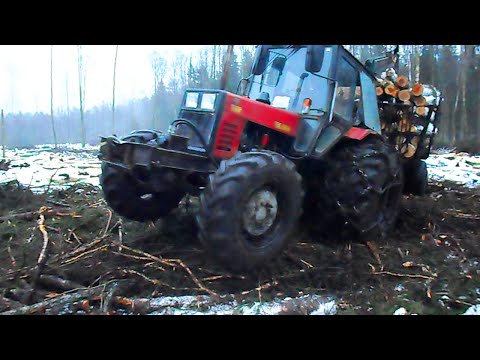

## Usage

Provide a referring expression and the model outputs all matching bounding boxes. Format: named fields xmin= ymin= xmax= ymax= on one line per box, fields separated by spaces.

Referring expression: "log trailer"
xmin=99 ymin=45 xmax=442 ymax=272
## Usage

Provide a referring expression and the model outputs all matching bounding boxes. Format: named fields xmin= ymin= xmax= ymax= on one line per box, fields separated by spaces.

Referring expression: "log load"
xmin=375 ymin=72 xmax=441 ymax=160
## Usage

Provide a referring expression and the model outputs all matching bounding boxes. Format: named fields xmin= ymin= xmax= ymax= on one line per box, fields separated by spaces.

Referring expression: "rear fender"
xmin=344 ymin=127 xmax=378 ymax=141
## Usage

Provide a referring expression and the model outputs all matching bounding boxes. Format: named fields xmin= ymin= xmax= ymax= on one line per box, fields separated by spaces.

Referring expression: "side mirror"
xmin=264 ymin=56 xmax=286 ymax=87
xmin=237 ymin=78 xmax=249 ymax=95
xmin=305 ymin=45 xmax=325 ymax=73
xmin=252 ymin=45 xmax=272 ymax=75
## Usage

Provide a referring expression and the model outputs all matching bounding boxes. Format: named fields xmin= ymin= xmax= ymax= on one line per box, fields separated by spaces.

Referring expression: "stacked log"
xmin=376 ymin=69 xmax=441 ymax=160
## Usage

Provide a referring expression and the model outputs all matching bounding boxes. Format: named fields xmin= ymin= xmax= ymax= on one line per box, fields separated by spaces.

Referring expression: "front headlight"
xmin=185 ymin=92 xmax=199 ymax=108
xmin=200 ymin=93 xmax=216 ymax=110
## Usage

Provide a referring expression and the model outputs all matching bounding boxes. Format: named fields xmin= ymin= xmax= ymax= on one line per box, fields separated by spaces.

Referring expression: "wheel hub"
xmin=243 ymin=188 xmax=278 ymax=236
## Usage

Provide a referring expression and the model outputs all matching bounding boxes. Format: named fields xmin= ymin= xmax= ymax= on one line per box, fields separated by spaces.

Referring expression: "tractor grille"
xmin=176 ymin=110 xmax=215 ymax=150
xmin=215 ymin=119 xmax=240 ymax=152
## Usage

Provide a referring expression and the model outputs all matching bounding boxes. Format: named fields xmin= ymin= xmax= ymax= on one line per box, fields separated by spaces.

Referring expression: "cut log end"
xmin=414 ymin=96 xmax=427 ymax=107
xmin=396 ymin=75 xmax=410 ymax=89
xmin=384 ymin=84 xmax=399 ymax=97
xmin=412 ymin=83 xmax=424 ymax=97
xmin=398 ymin=89 xmax=411 ymax=102
xmin=415 ymin=106 xmax=427 ymax=116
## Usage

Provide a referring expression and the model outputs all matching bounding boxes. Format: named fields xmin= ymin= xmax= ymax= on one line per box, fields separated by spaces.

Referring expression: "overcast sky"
xmin=0 ymin=45 xmax=208 ymax=115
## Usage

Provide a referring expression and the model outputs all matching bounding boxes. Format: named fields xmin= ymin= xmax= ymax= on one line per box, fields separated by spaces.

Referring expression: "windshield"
xmin=248 ymin=46 xmax=334 ymax=114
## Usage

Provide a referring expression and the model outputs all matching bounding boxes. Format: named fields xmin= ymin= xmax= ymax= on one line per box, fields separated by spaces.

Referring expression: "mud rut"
xmin=0 ymin=177 xmax=479 ymax=315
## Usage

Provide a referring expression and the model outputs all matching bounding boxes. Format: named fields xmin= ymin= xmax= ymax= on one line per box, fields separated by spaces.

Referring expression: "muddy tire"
xmin=404 ymin=160 xmax=428 ymax=196
xmin=100 ymin=163 xmax=185 ymax=222
xmin=196 ymin=151 xmax=304 ymax=273
xmin=306 ymin=136 xmax=404 ymax=240
xmin=100 ymin=131 xmax=184 ymax=222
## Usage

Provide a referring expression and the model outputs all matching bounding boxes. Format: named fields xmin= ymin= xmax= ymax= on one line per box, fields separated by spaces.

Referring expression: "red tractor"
xmin=99 ymin=45 xmax=440 ymax=273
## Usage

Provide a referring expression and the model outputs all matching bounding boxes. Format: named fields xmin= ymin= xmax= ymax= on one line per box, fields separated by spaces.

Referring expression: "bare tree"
xmin=220 ymin=45 xmax=234 ymax=90
xmin=50 ymin=45 xmax=58 ymax=148
xmin=77 ymin=45 xmax=86 ymax=147
xmin=112 ymin=45 xmax=119 ymax=135
xmin=1 ymin=109 xmax=5 ymax=159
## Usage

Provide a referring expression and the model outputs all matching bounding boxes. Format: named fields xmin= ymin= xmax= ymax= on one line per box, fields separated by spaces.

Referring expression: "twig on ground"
xmin=45 ymin=167 xmax=65 ymax=194
xmin=38 ymin=275 xmax=84 ymax=291
xmin=61 ymin=244 xmax=110 ymax=266
xmin=103 ymin=208 xmax=113 ymax=237
xmin=118 ymin=218 xmax=123 ymax=252
xmin=46 ymin=199 xmax=71 ymax=208
xmin=121 ymin=269 xmax=161 ymax=286
xmin=241 ymin=280 xmax=278 ymax=296
xmin=366 ymin=241 xmax=383 ymax=268
xmin=110 ymin=242 xmax=217 ymax=296
xmin=26 ymin=208 xmax=52 ymax=303
xmin=7 ymin=236 xmax=16 ymax=269
xmin=0 ymin=295 xmax=23 ymax=312
xmin=371 ymin=271 xmax=436 ymax=281
xmin=284 ymin=250 xmax=314 ymax=269
xmin=0 ymin=285 xmax=105 ymax=315
xmin=100 ymin=281 xmax=118 ymax=313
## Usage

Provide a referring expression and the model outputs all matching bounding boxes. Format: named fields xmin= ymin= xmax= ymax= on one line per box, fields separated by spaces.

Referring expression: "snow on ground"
xmin=1 ymin=144 xmax=479 ymax=315
xmin=146 ymin=294 xmax=337 ymax=315
xmin=0 ymin=144 xmax=101 ymax=192
xmin=462 ymin=304 xmax=480 ymax=315
xmin=426 ymin=151 xmax=480 ymax=188
xmin=1 ymin=144 xmax=480 ymax=193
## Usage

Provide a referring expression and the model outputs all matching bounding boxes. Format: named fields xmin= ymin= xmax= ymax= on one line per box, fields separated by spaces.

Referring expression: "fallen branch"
xmin=45 ymin=166 xmax=65 ymax=194
xmin=0 ymin=286 xmax=104 ymax=315
xmin=366 ymin=241 xmax=383 ymax=268
xmin=100 ymin=282 xmax=119 ymax=313
xmin=0 ymin=209 xmax=55 ymax=223
xmin=103 ymin=208 xmax=113 ymax=236
xmin=111 ymin=294 xmax=229 ymax=315
xmin=61 ymin=244 xmax=110 ymax=266
xmin=46 ymin=200 xmax=71 ymax=208
xmin=7 ymin=236 xmax=16 ymax=268
xmin=371 ymin=271 xmax=436 ymax=280
xmin=0 ymin=295 xmax=23 ymax=312
xmin=26 ymin=209 xmax=52 ymax=303
xmin=241 ymin=280 xmax=278 ymax=296
xmin=111 ymin=242 xmax=217 ymax=297
xmin=38 ymin=275 xmax=84 ymax=292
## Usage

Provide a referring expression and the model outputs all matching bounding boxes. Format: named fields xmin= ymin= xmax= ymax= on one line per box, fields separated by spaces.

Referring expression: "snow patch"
xmin=462 ymin=305 xmax=480 ymax=315
xmin=393 ymin=307 xmax=408 ymax=315
xmin=148 ymin=294 xmax=336 ymax=315
xmin=426 ymin=152 xmax=480 ymax=188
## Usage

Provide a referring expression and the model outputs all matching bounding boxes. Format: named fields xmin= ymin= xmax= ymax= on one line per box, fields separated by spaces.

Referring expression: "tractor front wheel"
xmin=100 ymin=163 xmax=185 ymax=222
xmin=196 ymin=151 xmax=304 ymax=273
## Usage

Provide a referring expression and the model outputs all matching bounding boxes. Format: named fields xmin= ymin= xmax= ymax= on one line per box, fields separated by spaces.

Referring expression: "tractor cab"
xmin=242 ymin=45 xmax=382 ymax=157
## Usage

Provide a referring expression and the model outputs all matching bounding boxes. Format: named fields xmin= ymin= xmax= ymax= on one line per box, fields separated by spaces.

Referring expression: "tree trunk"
xmin=1 ymin=109 xmax=5 ymax=159
xmin=112 ymin=45 xmax=119 ymax=135
xmin=50 ymin=45 xmax=58 ymax=148
xmin=77 ymin=45 xmax=86 ymax=148
xmin=220 ymin=45 xmax=234 ymax=91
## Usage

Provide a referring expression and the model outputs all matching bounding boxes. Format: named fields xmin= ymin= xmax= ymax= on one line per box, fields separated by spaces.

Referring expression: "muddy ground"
xmin=0 ymin=175 xmax=479 ymax=315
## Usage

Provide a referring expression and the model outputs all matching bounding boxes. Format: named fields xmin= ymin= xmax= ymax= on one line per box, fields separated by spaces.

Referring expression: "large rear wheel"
xmin=403 ymin=160 xmax=428 ymax=196
xmin=306 ymin=136 xmax=404 ymax=240
xmin=196 ymin=151 xmax=304 ymax=273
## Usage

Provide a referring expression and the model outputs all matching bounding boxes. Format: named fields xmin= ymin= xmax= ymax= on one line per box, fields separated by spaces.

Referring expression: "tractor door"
xmin=306 ymin=47 xmax=381 ymax=158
